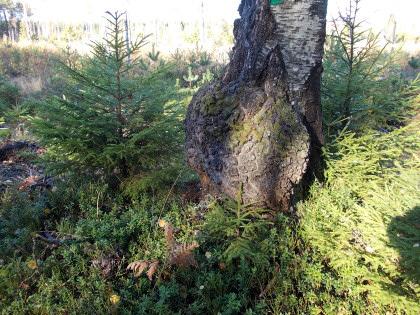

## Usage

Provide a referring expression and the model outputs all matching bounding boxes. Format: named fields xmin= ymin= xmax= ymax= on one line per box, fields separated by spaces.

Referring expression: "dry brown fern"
xmin=126 ymin=260 xmax=159 ymax=280
xmin=164 ymin=221 xmax=175 ymax=248
xmin=169 ymin=242 xmax=199 ymax=268
xmin=160 ymin=221 xmax=199 ymax=268
xmin=146 ymin=261 xmax=159 ymax=280
xmin=127 ymin=220 xmax=199 ymax=281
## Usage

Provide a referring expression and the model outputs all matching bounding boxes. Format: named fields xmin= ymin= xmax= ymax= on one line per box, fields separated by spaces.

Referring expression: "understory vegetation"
xmin=1 ymin=5 xmax=419 ymax=315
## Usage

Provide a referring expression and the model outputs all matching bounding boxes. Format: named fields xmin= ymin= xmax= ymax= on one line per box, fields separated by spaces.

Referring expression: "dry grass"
xmin=10 ymin=76 xmax=43 ymax=95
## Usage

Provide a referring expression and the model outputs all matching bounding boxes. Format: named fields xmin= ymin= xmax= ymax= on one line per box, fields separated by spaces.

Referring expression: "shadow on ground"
xmin=387 ymin=206 xmax=420 ymax=289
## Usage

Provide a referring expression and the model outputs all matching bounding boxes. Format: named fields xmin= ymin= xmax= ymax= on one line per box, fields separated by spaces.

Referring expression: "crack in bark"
xmin=185 ymin=0 xmax=328 ymax=210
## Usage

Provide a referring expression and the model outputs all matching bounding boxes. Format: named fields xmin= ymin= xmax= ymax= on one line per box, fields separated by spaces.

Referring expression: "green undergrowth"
xmin=297 ymin=117 xmax=420 ymax=313
xmin=0 ymin=11 xmax=419 ymax=313
xmin=1 ymin=114 xmax=419 ymax=314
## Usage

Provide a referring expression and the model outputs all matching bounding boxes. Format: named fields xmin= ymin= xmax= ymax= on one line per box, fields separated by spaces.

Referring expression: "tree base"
xmin=185 ymin=0 xmax=327 ymax=211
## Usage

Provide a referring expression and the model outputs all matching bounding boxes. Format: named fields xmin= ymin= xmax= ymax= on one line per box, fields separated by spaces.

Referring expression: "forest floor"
xmin=0 ymin=138 xmax=46 ymax=193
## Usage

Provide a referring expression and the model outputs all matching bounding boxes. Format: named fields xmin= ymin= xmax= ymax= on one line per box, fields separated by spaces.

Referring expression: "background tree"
xmin=185 ymin=0 xmax=328 ymax=210
xmin=33 ymin=12 xmax=184 ymax=192
xmin=0 ymin=0 xmax=23 ymax=41
xmin=322 ymin=0 xmax=409 ymax=134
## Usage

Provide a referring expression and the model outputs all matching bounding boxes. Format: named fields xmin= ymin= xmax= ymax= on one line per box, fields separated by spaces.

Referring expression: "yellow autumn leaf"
xmin=109 ymin=294 xmax=120 ymax=305
xmin=27 ymin=260 xmax=37 ymax=270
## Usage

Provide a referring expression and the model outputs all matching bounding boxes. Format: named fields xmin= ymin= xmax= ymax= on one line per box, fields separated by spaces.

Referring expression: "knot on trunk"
xmin=185 ymin=0 xmax=327 ymax=210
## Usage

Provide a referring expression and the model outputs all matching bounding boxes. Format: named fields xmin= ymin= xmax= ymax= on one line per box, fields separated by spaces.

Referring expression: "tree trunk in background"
xmin=1 ymin=9 xmax=9 ymax=39
xmin=185 ymin=0 xmax=328 ymax=211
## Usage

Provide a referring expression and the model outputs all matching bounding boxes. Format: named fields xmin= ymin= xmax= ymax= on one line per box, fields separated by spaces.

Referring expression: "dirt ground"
xmin=0 ymin=140 xmax=46 ymax=193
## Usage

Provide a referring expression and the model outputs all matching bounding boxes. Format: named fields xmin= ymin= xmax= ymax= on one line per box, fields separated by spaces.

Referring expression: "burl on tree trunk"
xmin=185 ymin=0 xmax=328 ymax=210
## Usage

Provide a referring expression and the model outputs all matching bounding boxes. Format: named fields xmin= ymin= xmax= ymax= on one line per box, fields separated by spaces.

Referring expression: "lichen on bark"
xmin=185 ymin=0 xmax=328 ymax=210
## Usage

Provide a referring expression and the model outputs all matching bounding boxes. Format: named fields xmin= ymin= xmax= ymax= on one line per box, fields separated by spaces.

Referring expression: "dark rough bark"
xmin=185 ymin=0 xmax=328 ymax=210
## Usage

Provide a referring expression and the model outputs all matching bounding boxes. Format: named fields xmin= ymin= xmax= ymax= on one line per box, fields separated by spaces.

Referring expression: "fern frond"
xmin=169 ymin=241 xmax=199 ymax=268
xmin=146 ymin=261 xmax=159 ymax=280
xmin=164 ymin=222 xmax=175 ymax=249
xmin=159 ymin=221 xmax=199 ymax=268
xmin=127 ymin=260 xmax=159 ymax=280
xmin=223 ymin=238 xmax=255 ymax=263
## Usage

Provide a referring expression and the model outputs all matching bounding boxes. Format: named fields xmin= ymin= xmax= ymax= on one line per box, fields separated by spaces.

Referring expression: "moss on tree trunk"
xmin=185 ymin=0 xmax=328 ymax=210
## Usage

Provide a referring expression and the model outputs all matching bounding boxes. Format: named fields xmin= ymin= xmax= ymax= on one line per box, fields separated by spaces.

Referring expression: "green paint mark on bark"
xmin=270 ymin=0 xmax=284 ymax=5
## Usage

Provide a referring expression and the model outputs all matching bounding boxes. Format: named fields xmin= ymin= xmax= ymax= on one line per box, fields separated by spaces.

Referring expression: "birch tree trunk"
xmin=1 ymin=9 xmax=9 ymax=39
xmin=185 ymin=0 xmax=328 ymax=210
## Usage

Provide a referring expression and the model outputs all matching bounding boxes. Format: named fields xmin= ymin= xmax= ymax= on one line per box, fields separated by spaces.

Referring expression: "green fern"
xmin=203 ymin=190 xmax=273 ymax=264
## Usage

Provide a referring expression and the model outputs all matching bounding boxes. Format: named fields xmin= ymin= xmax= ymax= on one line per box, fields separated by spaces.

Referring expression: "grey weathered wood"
xmin=185 ymin=0 xmax=328 ymax=210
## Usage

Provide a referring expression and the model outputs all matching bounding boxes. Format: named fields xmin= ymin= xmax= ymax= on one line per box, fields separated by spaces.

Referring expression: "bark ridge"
xmin=185 ymin=0 xmax=328 ymax=210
